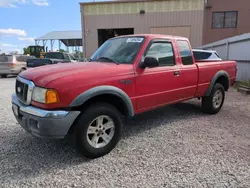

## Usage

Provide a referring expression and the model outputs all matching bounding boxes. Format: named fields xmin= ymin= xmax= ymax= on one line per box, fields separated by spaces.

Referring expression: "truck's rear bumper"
xmin=0 ymin=70 xmax=12 ymax=75
xmin=11 ymin=94 xmax=80 ymax=139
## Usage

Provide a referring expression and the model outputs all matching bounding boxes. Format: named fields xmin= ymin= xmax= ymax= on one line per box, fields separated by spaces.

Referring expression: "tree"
xmin=23 ymin=47 xmax=30 ymax=55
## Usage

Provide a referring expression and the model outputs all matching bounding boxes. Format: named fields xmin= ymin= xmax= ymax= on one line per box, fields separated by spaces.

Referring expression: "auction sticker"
xmin=126 ymin=38 xmax=144 ymax=43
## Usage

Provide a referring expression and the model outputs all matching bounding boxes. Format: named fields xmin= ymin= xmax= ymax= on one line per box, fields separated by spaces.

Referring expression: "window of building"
xmin=177 ymin=40 xmax=193 ymax=65
xmin=212 ymin=11 xmax=238 ymax=29
xmin=144 ymin=41 xmax=175 ymax=66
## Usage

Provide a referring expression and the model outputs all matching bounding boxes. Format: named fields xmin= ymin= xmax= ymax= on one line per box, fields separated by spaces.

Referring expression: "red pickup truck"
xmin=12 ymin=34 xmax=237 ymax=158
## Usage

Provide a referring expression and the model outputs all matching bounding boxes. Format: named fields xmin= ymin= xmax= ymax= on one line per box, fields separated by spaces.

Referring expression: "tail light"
xmin=8 ymin=63 xmax=15 ymax=67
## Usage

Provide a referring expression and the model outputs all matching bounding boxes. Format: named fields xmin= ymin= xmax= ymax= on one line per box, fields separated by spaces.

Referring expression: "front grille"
xmin=15 ymin=77 xmax=35 ymax=105
xmin=16 ymin=79 xmax=28 ymax=102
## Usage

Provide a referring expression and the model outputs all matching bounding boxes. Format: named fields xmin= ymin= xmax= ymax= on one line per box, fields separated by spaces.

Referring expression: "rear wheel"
xmin=202 ymin=83 xmax=225 ymax=114
xmin=72 ymin=103 xmax=123 ymax=159
xmin=20 ymin=68 xmax=26 ymax=73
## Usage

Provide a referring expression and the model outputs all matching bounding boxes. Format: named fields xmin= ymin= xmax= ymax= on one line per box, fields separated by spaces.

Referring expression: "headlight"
xmin=32 ymin=87 xmax=59 ymax=104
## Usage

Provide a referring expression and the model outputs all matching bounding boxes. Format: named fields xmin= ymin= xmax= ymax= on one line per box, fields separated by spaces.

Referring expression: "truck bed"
xmin=195 ymin=60 xmax=237 ymax=96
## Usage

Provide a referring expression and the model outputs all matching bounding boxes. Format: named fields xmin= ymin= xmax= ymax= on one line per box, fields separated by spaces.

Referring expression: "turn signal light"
xmin=45 ymin=90 xmax=59 ymax=104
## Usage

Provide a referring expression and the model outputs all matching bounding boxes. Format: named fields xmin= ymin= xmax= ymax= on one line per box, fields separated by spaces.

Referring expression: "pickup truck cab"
xmin=11 ymin=34 xmax=237 ymax=159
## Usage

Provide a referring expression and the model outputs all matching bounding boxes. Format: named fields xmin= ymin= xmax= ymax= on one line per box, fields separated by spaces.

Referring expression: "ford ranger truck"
xmin=11 ymin=34 xmax=237 ymax=159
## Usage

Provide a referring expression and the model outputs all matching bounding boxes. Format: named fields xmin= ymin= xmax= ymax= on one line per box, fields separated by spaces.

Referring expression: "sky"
xmin=0 ymin=0 xmax=94 ymax=53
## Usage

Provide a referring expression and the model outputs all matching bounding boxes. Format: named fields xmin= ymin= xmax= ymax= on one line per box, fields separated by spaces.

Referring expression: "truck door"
xmin=176 ymin=40 xmax=198 ymax=99
xmin=135 ymin=39 xmax=182 ymax=111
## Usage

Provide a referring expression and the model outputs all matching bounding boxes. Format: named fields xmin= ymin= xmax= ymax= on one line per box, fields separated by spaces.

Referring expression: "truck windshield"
xmin=90 ymin=36 xmax=145 ymax=64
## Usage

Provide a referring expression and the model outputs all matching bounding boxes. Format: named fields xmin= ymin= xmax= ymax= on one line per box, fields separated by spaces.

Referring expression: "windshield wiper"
xmin=96 ymin=56 xmax=119 ymax=65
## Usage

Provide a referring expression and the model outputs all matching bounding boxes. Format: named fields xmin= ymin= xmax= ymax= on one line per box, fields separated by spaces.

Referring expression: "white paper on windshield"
xmin=126 ymin=38 xmax=144 ymax=43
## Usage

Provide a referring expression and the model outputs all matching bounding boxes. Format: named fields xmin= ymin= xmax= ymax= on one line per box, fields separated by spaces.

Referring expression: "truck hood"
xmin=19 ymin=62 xmax=134 ymax=87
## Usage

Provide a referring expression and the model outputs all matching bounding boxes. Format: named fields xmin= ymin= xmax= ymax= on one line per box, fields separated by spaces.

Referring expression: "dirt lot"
xmin=0 ymin=77 xmax=250 ymax=188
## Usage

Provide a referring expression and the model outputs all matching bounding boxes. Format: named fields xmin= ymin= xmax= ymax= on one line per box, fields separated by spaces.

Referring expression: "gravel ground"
xmin=0 ymin=77 xmax=250 ymax=188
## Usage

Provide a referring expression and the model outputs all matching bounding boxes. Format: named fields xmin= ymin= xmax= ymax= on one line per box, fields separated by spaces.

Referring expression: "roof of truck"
xmin=113 ymin=34 xmax=188 ymax=40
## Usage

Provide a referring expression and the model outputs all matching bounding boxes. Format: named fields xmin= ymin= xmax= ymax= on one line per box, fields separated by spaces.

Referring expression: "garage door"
xmin=150 ymin=26 xmax=191 ymax=39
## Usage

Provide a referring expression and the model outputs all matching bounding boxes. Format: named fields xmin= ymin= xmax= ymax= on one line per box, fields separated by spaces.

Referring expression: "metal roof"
xmin=199 ymin=32 xmax=250 ymax=49
xmin=35 ymin=30 xmax=82 ymax=47
xmin=35 ymin=30 xmax=82 ymax=40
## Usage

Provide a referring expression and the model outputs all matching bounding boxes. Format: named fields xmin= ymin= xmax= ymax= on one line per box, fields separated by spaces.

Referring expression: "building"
xmin=203 ymin=0 xmax=250 ymax=44
xmin=80 ymin=0 xmax=205 ymax=57
xmin=80 ymin=0 xmax=250 ymax=57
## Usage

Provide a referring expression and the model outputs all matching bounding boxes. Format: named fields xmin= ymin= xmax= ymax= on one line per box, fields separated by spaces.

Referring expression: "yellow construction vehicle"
xmin=27 ymin=45 xmax=47 ymax=58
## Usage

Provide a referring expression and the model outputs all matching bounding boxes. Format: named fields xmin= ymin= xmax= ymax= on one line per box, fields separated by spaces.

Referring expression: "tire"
xmin=72 ymin=103 xmax=123 ymax=159
xmin=202 ymin=83 xmax=225 ymax=114
xmin=20 ymin=68 xmax=26 ymax=73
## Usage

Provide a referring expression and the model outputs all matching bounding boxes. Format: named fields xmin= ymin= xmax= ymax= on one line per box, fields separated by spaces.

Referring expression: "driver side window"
xmin=143 ymin=41 xmax=175 ymax=67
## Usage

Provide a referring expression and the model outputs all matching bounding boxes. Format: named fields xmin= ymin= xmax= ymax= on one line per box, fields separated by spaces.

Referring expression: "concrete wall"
xmin=81 ymin=0 xmax=205 ymax=57
xmin=203 ymin=0 xmax=250 ymax=44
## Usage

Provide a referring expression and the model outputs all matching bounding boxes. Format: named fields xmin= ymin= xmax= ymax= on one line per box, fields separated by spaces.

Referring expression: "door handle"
xmin=174 ymin=71 xmax=180 ymax=76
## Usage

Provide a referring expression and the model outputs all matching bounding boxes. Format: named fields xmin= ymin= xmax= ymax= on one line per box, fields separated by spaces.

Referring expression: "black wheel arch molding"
xmin=70 ymin=85 xmax=134 ymax=117
xmin=205 ymin=70 xmax=230 ymax=96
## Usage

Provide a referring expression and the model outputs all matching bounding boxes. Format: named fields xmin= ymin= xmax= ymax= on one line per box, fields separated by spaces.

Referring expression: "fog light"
xmin=46 ymin=113 xmax=59 ymax=118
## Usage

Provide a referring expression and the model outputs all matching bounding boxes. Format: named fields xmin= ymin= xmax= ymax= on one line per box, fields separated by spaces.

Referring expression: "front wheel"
xmin=20 ymin=68 xmax=26 ymax=73
xmin=72 ymin=103 xmax=123 ymax=159
xmin=1 ymin=74 xmax=7 ymax=78
xmin=202 ymin=83 xmax=225 ymax=114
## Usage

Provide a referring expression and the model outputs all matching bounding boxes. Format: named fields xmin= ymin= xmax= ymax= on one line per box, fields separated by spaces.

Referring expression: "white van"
xmin=0 ymin=54 xmax=35 ymax=78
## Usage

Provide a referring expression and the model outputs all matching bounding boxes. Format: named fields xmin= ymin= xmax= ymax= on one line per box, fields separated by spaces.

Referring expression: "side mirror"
xmin=139 ymin=56 xmax=159 ymax=68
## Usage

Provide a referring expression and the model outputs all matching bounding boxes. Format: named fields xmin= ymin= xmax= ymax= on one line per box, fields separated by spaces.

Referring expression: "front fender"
xmin=70 ymin=86 xmax=134 ymax=117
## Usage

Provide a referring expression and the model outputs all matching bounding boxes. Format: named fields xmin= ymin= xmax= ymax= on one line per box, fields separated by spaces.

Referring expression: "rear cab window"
xmin=44 ymin=53 xmax=64 ymax=59
xmin=177 ymin=40 xmax=194 ymax=65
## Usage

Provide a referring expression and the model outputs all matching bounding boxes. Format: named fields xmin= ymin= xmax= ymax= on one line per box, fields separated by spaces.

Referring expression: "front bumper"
xmin=11 ymin=94 xmax=80 ymax=139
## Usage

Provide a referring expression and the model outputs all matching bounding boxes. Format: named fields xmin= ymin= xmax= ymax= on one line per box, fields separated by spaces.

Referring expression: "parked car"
xmin=26 ymin=52 xmax=77 ymax=68
xmin=11 ymin=34 xmax=237 ymax=159
xmin=192 ymin=49 xmax=222 ymax=61
xmin=0 ymin=54 xmax=35 ymax=78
